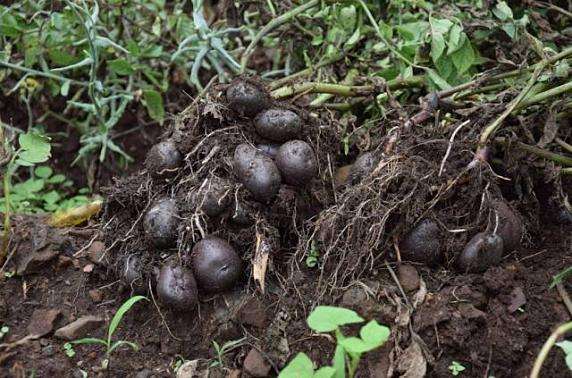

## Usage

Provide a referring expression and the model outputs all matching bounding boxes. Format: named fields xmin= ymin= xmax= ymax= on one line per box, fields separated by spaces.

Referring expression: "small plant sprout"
xmin=63 ymin=295 xmax=148 ymax=368
xmin=0 ymin=326 xmax=9 ymax=340
xmin=449 ymin=361 xmax=466 ymax=376
xmin=210 ymin=337 xmax=247 ymax=368
xmin=280 ymin=306 xmax=390 ymax=378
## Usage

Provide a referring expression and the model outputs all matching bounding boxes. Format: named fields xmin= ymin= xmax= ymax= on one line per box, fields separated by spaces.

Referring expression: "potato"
xmin=234 ymin=144 xmax=281 ymax=203
xmin=275 ymin=140 xmax=317 ymax=186
xmin=198 ymin=177 xmax=232 ymax=217
xmin=457 ymin=232 xmax=504 ymax=273
xmin=226 ymin=81 xmax=267 ymax=117
xmin=350 ymin=152 xmax=377 ymax=184
xmin=254 ymin=109 xmax=301 ymax=142
xmin=399 ymin=219 xmax=442 ymax=265
xmin=156 ymin=263 xmax=198 ymax=311
xmin=256 ymin=143 xmax=280 ymax=159
xmin=191 ymin=236 xmax=242 ymax=293
xmin=143 ymin=199 xmax=179 ymax=248
xmin=492 ymin=200 xmax=522 ymax=252
xmin=145 ymin=139 xmax=182 ymax=179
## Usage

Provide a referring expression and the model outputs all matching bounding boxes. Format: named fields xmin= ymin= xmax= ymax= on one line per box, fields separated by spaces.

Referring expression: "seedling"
xmin=210 ymin=337 xmax=246 ymax=368
xmin=63 ymin=295 xmax=148 ymax=368
xmin=449 ymin=361 xmax=466 ymax=376
xmin=280 ymin=306 xmax=390 ymax=378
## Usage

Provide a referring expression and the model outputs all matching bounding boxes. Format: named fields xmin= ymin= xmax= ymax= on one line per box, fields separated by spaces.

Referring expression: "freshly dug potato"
xmin=457 ymin=232 xmax=504 ymax=273
xmin=143 ymin=199 xmax=179 ymax=248
xmin=399 ymin=219 xmax=442 ymax=265
xmin=256 ymin=143 xmax=280 ymax=159
xmin=234 ymin=144 xmax=281 ymax=203
xmin=156 ymin=264 xmax=198 ymax=310
xmin=275 ymin=140 xmax=317 ymax=186
xmin=191 ymin=236 xmax=242 ymax=292
xmin=145 ymin=139 xmax=182 ymax=179
xmin=226 ymin=81 xmax=267 ymax=117
xmin=123 ymin=255 xmax=143 ymax=287
xmin=350 ymin=152 xmax=377 ymax=184
xmin=492 ymin=200 xmax=522 ymax=252
xmin=198 ymin=178 xmax=232 ymax=217
xmin=254 ymin=109 xmax=302 ymax=142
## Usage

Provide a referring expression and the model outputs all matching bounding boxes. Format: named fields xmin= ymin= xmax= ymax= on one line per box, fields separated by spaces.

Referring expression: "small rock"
xmin=88 ymin=289 xmax=103 ymax=303
xmin=54 ymin=316 xmax=105 ymax=340
xmin=341 ymin=286 xmax=368 ymax=309
xmin=237 ymin=298 xmax=267 ymax=328
xmin=176 ymin=360 xmax=200 ymax=378
xmin=507 ymin=287 xmax=526 ymax=313
xmin=16 ymin=247 xmax=59 ymax=275
xmin=41 ymin=344 xmax=55 ymax=357
xmin=398 ymin=264 xmax=420 ymax=292
xmin=87 ymin=241 xmax=106 ymax=265
xmin=27 ymin=309 xmax=62 ymax=337
xmin=227 ymin=370 xmax=241 ymax=378
xmin=243 ymin=348 xmax=271 ymax=377
xmin=135 ymin=369 xmax=155 ymax=378
xmin=83 ymin=264 xmax=94 ymax=273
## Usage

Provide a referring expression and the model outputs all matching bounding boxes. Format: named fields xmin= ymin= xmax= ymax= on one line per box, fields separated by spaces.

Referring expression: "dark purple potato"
xmin=156 ymin=264 xmax=198 ymax=311
xmin=123 ymin=255 xmax=146 ymax=293
xmin=254 ymin=109 xmax=302 ymax=142
xmin=145 ymin=139 xmax=182 ymax=179
xmin=400 ymin=219 xmax=442 ymax=265
xmin=234 ymin=144 xmax=281 ymax=203
xmin=143 ymin=199 xmax=179 ymax=248
xmin=457 ymin=232 xmax=504 ymax=273
xmin=226 ymin=81 xmax=267 ymax=117
xmin=198 ymin=178 xmax=232 ymax=217
xmin=350 ymin=152 xmax=377 ymax=184
xmin=191 ymin=236 xmax=242 ymax=293
xmin=275 ymin=140 xmax=317 ymax=186
xmin=492 ymin=201 xmax=522 ymax=252
xmin=256 ymin=143 xmax=280 ymax=159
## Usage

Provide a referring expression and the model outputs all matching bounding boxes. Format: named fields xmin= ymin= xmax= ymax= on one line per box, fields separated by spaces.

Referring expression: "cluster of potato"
xmin=120 ymin=80 xmax=318 ymax=310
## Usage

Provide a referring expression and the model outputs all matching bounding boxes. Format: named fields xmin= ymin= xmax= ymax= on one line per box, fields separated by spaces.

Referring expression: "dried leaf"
xmin=537 ymin=111 xmax=558 ymax=148
xmin=49 ymin=200 xmax=102 ymax=227
xmin=253 ymin=234 xmax=271 ymax=293
xmin=396 ymin=341 xmax=427 ymax=378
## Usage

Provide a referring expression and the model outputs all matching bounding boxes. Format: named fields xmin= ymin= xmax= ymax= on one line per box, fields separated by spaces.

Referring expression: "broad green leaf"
xmin=395 ymin=22 xmax=428 ymax=41
xmin=142 ymin=90 xmax=165 ymax=124
xmin=493 ymin=1 xmax=513 ymax=21
xmin=451 ymin=38 xmax=475 ymax=75
xmin=429 ymin=18 xmax=452 ymax=34
xmin=431 ymin=32 xmax=445 ymax=63
xmin=108 ymin=59 xmax=134 ymax=76
xmin=313 ymin=367 xmax=336 ymax=378
xmin=35 ymin=166 xmax=53 ymax=179
xmin=340 ymin=337 xmax=371 ymax=354
xmin=332 ymin=344 xmax=345 ymax=378
xmin=360 ymin=320 xmax=390 ymax=348
xmin=426 ymin=68 xmax=451 ymax=90
xmin=447 ymin=25 xmax=463 ymax=55
xmin=279 ymin=353 xmax=314 ymax=378
xmin=43 ymin=191 xmax=60 ymax=205
xmin=48 ymin=174 xmax=67 ymax=184
xmin=108 ymin=295 xmax=148 ymax=344
xmin=19 ymin=133 xmax=51 ymax=164
xmin=307 ymin=306 xmax=364 ymax=332
xmin=501 ymin=23 xmax=516 ymax=39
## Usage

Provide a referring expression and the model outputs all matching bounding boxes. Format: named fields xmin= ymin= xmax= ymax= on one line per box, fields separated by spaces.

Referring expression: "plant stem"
xmin=271 ymin=75 xmax=424 ymax=99
xmin=495 ymin=138 xmax=572 ymax=166
xmin=515 ymin=81 xmax=572 ymax=111
xmin=240 ymin=0 xmax=320 ymax=73
xmin=0 ymin=61 xmax=87 ymax=87
xmin=268 ymin=53 xmax=347 ymax=90
xmin=561 ymin=168 xmax=572 ymax=175
xmin=530 ymin=321 xmax=572 ymax=378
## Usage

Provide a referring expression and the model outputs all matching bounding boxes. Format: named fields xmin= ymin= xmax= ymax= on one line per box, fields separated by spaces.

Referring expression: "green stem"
xmin=271 ymin=75 xmax=424 ymax=99
xmin=530 ymin=321 xmax=572 ymax=378
xmin=0 ymin=61 xmax=87 ymax=87
xmin=240 ymin=0 xmax=320 ymax=73
xmin=515 ymin=81 xmax=572 ymax=111
xmin=495 ymin=138 xmax=572 ymax=166
xmin=561 ymin=168 xmax=572 ymax=175
xmin=268 ymin=53 xmax=347 ymax=90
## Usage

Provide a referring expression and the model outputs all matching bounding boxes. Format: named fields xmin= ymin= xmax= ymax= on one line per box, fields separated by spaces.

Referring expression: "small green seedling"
xmin=280 ymin=306 xmax=390 ymax=378
xmin=306 ymin=241 xmax=319 ymax=268
xmin=63 ymin=295 xmax=148 ymax=368
xmin=449 ymin=361 xmax=466 ymax=376
xmin=550 ymin=266 xmax=572 ymax=289
xmin=556 ymin=340 xmax=572 ymax=371
xmin=0 ymin=326 xmax=9 ymax=340
xmin=210 ymin=337 xmax=246 ymax=368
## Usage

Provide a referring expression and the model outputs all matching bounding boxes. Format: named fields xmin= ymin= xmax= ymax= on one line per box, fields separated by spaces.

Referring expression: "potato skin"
xmin=156 ymin=264 xmax=198 ymax=311
xmin=198 ymin=177 xmax=232 ymax=217
xmin=234 ymin=144 xmax=281 ymax=203
xmin=399 ymin=219 xmax=442 ymax=265
xmin=350 ymin=152 xmax=377 ymax=184
xmin=254 ymin=109 xmax=301 ymax=142
xmin=143 ymin=199 xmax=179 ymax=248
xmin=145 ymin=139 xmax=182 ymax=179
xmin=226 ymin=81 xmax=267 ymax=117
xmin=492 ymin=200 xmax=522 ymax=252
xmin=275 ymin=140 xmax=317 ymax=186
xmin=256 ymin=143 xmax=280 ymax=159
xmin=191 ymin=236 xmax=242 ymax=293
xmin=457 ymin=232 xmax=504 ymax=273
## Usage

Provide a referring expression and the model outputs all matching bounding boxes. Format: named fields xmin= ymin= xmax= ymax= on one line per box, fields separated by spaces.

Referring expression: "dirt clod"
xmin=27 ymin=309 xmax=62 ymax=337
xmin=237 ymin=297 xmax=267 ymax=328
xmin=398 ymin=264 xmax=420 ymax=292
xmin=243 ymin=348 xmax=272 ymax=377
xmin=54 ymin=316 xmax=105 ymax=340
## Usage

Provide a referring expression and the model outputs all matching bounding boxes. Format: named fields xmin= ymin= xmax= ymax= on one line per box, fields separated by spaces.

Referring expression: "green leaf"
xmin=61 ymin=80 xmax=71 ymax=97
xmin=35 ymin=166 xmax=53 ymax=179
xmin=550 ymin=266 xmax=572 ymax=288
xmin=48 ymin=174 xmax=67 ymax=184
xmin=451 ymin=37 xmax=475 ymax=75
xmin=447 ymin=25 xmax=463 ymax=55
xmin=307 ymin=306 xmax=364 ymax=332
xmin=313 ymin=367 xmax=336 ymax=378
xmin=360 ymin=320 xmax=390 ymax=349
xmin=431 ymin=32 xmax=445 ymax=63
xmin=108 ymin=59 xmax=134 ymax=76
xmin=339 ymin=337 xmax=370 ymax=354
xmin=332 ymin=344 xmax=345 ymax=378
xmin=70 ymin=338 xmax=108 ymax=346
xmin=426 ymin=68 xmax=451 ymax=90
xmin=493 ymin=1 xmax=513 ymax=21
xmin=42 ymin=191 xmax=60 ymax=205
xmin=18 ymin=133 xmax=51 ymax=164
xmin=108 ymin=340 xmax=139 ymax=355
xmin=429 ymin=18 xmax=453 ymax=34
xmin=107 ymin=296 xmax=147 ymax=344
xmin=142 ymin=90 xmax=165 ymax=124
xmin=279 ymin=353 xmax=314 ymax=378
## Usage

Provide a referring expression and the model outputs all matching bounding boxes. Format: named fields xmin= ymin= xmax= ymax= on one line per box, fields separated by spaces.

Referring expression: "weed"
xmin=279 ymin=306 xmax=390 ymax=378
xmin=550 ymin=266 xmax=572 ymax=288
xmin=210 ymin=337 xmax=246 ymax=368
xmin=63 ymin=295 xmax=148 ymax=369
xmin=449 ymin=361 xmax=466 ymax=376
